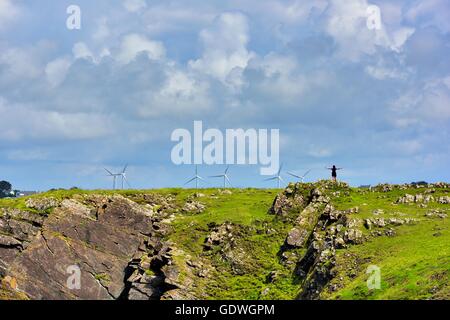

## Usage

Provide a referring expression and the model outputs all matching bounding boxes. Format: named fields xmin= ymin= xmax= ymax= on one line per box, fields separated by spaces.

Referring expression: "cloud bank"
xmin=0 ymin=0 xmax=449 ymax=189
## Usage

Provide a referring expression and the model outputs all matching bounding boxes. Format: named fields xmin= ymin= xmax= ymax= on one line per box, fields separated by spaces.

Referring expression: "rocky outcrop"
xmin=124 ymin=241 xmax=196 ymax=300
xmin=364 ymin=217 xmax=419 ymax=229
xmin=269 ymin=184 xmax=307 ymax=217
xmin=128 ymin=193 xmax=178 ymax=214
xmin=1 ymin=182 xmax=446 ymax=301
xmin=286 ymin=203 xmax=322 ymax=247
xmin=0 ymin=208 xmax=45 ymax=275
xmin=396 ymin=193 xmax=434 ymax=204
xmin=0 ymin=194 xmax=189 ymax=300
xmin=203 ymin=222 xmax=251 ymax=276
xmin=272 ymin=181 xmax=426 ymax=300
xmin=182 ymin=201 xmax=206 ymax=214
xmin=25 ymin=197 xmax=60 ymax=211
xmin=437 ymin=196 xmax=450 ymax=204
xmin=204 ymin=223 xmax=235 ymax=250
xmin=425 ymin=210 xmax=448 ymax=219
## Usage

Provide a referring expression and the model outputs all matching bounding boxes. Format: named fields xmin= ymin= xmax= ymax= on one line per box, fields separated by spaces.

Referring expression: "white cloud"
xmin=0 ymin=97 xmax=113 ymax=141
xmin=278 ymin=0 xmax=327 ymax=22
xmin=189 ymin=12 xmax=254 ymax=87
xmin=249 ymin=68 xmax=305 ymax=103
xmin=1 ymin=0 xmax=449 ymax=188
xmin=308 ymin=147 xmax=332 ymax=158
xmin=45 ymin=57 xmax=72 ymax=87
xmin=73 ymin=42 xmax=95 ymax=60
xmin=0 ymin=43 xmax=49 ymax=80
xmin=325 ymin=0 xmax=414 ymax=61
xmin=252 ymin=53 xmax=299 ymax=77
xmin=396 ymin=139 xmax=423 ymax=155
xmin=0 ymin=0 xmax=20 ymax=29
xmin=137 ymin=69 xmax=212 ymax=118
xmin=92 ymin=17 xmax=110 ymax=41
xmin=405 ymin=0 xmax=450 ymax=33
xmin=123 ymin=0 xmax=147 ymax=13
xmin=365 ymin=60 xmax=409 ymax=80
xmin=389 ymin=27 xmax=415 ymax=51
xmin=142 ymin=5 xmax=214 ymax=35
xmin=72 ymin=42 xmax=110 ymax=64
xmin=116 ymin=33 xmax=165 ymax=64
xmin=7 ymin=149 xmax=50 ymax=161
xmin=160 ymin=70 xmax=197 ymax=98
xmin=245 ymin=53 xmax=332 ymax=106
xmin=390 ymin=76 xmax=450 ymax=127
xmin=228 ymin=0 xmax=327 ymax=25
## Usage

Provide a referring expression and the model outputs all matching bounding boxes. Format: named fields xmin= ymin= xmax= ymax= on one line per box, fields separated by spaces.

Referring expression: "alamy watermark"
xmin=366 ymin=265 xmax=381 ymax=290
xmin=66 ymin=5 xmax=81 ymax=30
xmin=366 ymin=4 xmax=382 ymax=30
xmin=171 ymin=121 xmax=279 ymax=175
xmin=66 ymin=265 xmax=81 ymax=290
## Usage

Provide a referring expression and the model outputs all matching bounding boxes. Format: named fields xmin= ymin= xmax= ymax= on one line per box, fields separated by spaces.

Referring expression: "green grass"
xmin=325 ymin=186 xmax=450 ymax=300
xmin=166 ymin=188 xmax=302 ymax=299
xmin=1 ymin=184 xmax=449 ymax=300
xmin=326 ymin=219 xmax=450 ymax=300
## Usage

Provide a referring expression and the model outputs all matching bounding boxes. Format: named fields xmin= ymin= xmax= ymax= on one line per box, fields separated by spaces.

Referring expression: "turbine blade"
xmin=184 ymin=177 xmax=196 ymax=185
xmin=225 ymin=175 xmax=232 ymax=188
xmin=225 ymin=166 xmax=229 ymax=174
xmin=104 ymin=168 xmax=114 ymax=176
xmin=209 ymin=175 xmax=224 ymax=178
xmin=278 ymin=163 xmax=283 ymax=175
xmin=264 ymin=177 xmax=278 ymax=181
xmin=302 ymin=169 xmax=312 ymax=178
xmin=288 ymin=172 xmax=301 ymax=179
xmin=123 ymin=176 xmax=132 ymax=188
xmin=122 ymin=164 xmax=128 ymax=173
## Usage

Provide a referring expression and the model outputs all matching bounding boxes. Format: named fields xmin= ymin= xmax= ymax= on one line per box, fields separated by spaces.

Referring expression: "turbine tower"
xmin=264 ymin=164 xmax=285 ymax=188
xmin=287 ymin=169 xmax=311 ymax=182
xmin=210 ymin=166 xmax=232 ymax=188
xmin=119 ymin=164 xmax=131 ymax=189
xmin=184 ymin=165 xmax=206 ymax=189
xmin=104 ymin=164 xmax=131 ymax=190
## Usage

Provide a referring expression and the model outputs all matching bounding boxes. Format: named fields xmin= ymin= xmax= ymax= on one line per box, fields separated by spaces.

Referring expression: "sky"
xmin=0 ymin=0 xmax=449 ymax=190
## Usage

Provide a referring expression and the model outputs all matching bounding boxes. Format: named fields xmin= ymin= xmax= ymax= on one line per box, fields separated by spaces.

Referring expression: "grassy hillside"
xmin=325 ymin=186 xmax=450 ymax=299
xmin=0 ymin=183 xmax=449 ymax=300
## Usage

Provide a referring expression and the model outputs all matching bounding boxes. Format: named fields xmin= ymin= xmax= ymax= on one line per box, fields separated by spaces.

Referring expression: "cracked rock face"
xmin=25 ymin=197 xmax=59 ymax=211
xmin=1 ymin=195 xmax=180 ymax=300
xmin=269 ymin=185 xmax=306 ymax=217
xmin=0 ymin=209 xmax=44 ymax=275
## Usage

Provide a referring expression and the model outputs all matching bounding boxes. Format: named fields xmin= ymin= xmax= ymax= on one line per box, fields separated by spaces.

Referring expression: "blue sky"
xmin=1 ymin=0 xmax=449 ymax=190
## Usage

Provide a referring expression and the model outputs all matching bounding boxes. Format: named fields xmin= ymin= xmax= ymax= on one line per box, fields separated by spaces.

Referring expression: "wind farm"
xmin=104 ymin=165 xmax=131 ymax=190
xmin=99 ymin=164 xmax=342 ymax=190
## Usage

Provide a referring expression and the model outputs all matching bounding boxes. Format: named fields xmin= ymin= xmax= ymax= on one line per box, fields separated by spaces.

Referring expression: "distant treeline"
xmin=0 ymin=180 xmax=14 ymax=198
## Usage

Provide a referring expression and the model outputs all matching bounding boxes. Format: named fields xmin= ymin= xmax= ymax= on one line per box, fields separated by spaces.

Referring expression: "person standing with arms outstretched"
xmin=327 ymin=165 xmax=342 ymax=182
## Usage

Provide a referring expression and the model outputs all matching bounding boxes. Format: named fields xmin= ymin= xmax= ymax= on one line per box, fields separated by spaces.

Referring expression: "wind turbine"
xmin=287 ymin=169 xmax=311 ymax=182
xmin=104 ymin=164 xmax=131 ymax=190
xmin=119 ymin=164 xmax=131 ymax=189
xmin=184 ymin=165 xmax=206 ymax=189
xmin=210 ymin=166 xmax=232 ymax=188
xmin=264 ymin=164 xmax=285 ymax=188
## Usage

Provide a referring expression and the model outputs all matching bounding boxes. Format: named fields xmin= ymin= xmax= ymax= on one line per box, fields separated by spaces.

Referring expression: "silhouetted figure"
xmin=327 ymin=165 xmax=342 ymax=182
